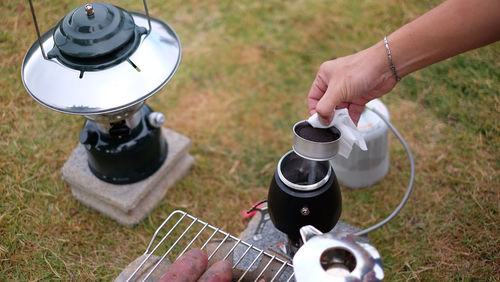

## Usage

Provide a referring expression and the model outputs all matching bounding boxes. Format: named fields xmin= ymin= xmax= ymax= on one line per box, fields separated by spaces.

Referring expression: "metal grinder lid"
xmin=21 ymin=5 xmax=181 ymax=115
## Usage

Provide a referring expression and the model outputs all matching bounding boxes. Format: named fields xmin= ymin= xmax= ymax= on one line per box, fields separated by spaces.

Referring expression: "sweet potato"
xmin=197 ymin=260 xmax=233 ymax=282
xmin=159 ymin=249 xmax=208 ymax=282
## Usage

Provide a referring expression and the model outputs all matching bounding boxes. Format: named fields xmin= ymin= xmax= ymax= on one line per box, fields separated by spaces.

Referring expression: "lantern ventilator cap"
xmin=47 ymin=3 xmax=148 ymax=72
xmin=21 ymin=3 xmax=181 ymax=116
xmin=293 ymin=109 xmax=367 ymax=161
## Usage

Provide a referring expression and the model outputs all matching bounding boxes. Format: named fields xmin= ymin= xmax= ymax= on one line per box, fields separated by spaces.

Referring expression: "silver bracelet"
xmin=383 ymin=36 xmax=401 ymax=82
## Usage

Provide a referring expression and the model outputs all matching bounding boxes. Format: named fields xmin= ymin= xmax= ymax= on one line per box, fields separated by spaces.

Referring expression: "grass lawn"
xmin=1 ymin=0 xmax=498 ymax=280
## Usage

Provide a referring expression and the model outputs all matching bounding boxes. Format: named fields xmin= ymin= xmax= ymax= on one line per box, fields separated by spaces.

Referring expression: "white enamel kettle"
xmin=293 ymin=225 xmax=384 ymax=282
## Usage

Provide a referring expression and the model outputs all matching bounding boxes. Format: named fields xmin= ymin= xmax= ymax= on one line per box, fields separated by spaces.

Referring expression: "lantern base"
xmin=61 ymin=127 xmax=194 ymax=227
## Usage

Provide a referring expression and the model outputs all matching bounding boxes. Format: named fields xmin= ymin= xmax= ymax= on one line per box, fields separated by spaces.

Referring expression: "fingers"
xmin=308 ymin=96 xmax=319 ymax=116
xmin=347 ymin=103 xmax=365 ymax=125
xmin=197 ymin=260 xmax=232 ymax=282
xmin=159 ymin=249 xmax=208 ymax=282
xmin=307 ymin=61 xmax=345 ymax=124
xmin=307 ymin=50 xmax=393 ymax=125
xmin=307 ymin=74 xmax=328 ymax=115
xmin=335 ymin=102 xmax=350 ymax=109
xmin=315 ymin=83 xmax=343 ymax=125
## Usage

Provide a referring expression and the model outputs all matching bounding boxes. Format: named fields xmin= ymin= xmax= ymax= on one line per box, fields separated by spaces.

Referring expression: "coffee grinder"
xmin=265 ymin=109 xmax=415 ymax=281
xmin=268 ymin=122 xmax=343 ymax=247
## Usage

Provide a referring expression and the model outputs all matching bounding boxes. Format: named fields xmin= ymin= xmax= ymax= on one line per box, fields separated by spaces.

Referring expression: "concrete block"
xmin=239 ymin=205 xmax=368 ymax=259
xmin=61 ymin=127 xmax=194 ymax=227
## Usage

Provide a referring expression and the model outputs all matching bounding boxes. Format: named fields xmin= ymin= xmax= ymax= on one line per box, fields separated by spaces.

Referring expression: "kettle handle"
xmin=27 ymin=0 xmax=154 ymax=60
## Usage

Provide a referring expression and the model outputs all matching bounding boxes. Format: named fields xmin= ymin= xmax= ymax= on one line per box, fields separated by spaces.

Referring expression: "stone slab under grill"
xmin=239 ymin=205 xmax=369 ymax=258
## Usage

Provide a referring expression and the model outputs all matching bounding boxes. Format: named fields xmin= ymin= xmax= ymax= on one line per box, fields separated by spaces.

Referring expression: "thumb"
xmin=314 ymin=83 xmax=342 ymax=125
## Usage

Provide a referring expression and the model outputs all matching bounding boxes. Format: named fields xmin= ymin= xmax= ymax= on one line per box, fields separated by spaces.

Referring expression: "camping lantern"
xmin=21 ymin=1 xmax=194 ymax=226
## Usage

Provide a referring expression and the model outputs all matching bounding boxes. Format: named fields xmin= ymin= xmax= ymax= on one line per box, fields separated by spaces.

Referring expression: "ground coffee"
xmin=295 ymin=122 xmax=340 ymax=143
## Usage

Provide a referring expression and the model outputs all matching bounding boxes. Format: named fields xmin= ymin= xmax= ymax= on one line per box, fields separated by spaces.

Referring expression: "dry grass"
xmin=1 ymin=0 xmax=499 ymax=281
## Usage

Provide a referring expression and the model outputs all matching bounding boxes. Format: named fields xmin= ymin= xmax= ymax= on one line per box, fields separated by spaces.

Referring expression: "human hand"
xmin=159 ymin=249 xmax=232 ymax=282
xmin=307 ymin=42 xmax=397 ymax=125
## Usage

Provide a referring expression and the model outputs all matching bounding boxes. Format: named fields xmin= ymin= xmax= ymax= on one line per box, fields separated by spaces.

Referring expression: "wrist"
xmin=364 ymin=40 xmax=397 ymax=84
xmin=383 ymin=36 xmax=401 ymax=82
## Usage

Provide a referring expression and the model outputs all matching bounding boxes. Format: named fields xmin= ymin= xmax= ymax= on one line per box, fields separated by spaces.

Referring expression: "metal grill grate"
xmin=122 ymin=210 xmax=295 ymax=282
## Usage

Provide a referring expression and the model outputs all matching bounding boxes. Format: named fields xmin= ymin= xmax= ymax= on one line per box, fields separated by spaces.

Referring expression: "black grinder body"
xmin=267 ymin=167 xmax=342 ymax=244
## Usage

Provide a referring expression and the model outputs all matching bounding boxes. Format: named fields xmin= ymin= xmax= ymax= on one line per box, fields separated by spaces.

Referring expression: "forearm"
xmin=307 ymin=0 xmax=499 ymax=124
xmin=386 ymin=0 xmax=500 ymax=77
